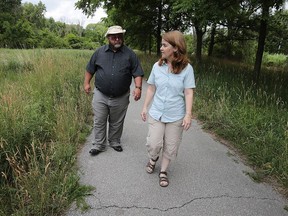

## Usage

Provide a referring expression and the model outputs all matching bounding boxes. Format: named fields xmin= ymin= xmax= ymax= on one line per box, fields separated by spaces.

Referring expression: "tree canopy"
xmin=0 ymin=0 xmax=107 ymax=49
xmin=0 ymin=0 xmax=287 ymax=77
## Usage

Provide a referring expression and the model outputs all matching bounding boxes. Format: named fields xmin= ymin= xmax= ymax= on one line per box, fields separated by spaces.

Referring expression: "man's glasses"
xmin=109 ymin=34 xmax=123 ymax=40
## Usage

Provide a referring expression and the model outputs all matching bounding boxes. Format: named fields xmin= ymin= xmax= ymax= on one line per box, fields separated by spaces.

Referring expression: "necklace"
xmin=168 ymin=67 xmax=175 ymax=74
xmin=167 ymin=62 xmax=173 ymax=74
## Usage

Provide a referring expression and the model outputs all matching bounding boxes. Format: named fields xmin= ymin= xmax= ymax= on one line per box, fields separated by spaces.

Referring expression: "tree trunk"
xmin=226 ymin=23 xmax=234 ymax=59
xmin=208 ymin=23 xmax=216 ymax=57
xmin=195 ymin=25 xmax=204 ymax=63
xmin=253 ymin=3 xmax=269 ymax=83
xmin=149 ymin=33 xmax=152 ymax=55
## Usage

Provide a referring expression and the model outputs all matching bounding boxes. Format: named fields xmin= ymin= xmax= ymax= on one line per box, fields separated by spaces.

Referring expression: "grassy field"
xmin=0 ymin=49 xmax=95 ymax=215
xmin=0 ymin=49 xmax=287 ymax=215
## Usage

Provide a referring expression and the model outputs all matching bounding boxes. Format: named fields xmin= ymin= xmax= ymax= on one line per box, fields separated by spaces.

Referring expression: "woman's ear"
xmin=174 ymin=48 xmax=179 ymax=54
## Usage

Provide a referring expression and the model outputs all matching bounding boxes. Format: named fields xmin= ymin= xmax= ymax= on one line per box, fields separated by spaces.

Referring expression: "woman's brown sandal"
xmin=145 ymin=157 xmax=159 ymax=174
xmin=159 ymin=171 xmax=169 ymax=187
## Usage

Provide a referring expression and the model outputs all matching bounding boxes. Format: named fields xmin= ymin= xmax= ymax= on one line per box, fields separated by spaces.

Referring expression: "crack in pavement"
xmin=88 ymin=194 xmax=282 ymax=212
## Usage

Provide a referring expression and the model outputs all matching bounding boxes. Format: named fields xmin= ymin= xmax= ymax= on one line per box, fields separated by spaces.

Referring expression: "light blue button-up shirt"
xmin=147 ymin=62 xmax=196 ymax=123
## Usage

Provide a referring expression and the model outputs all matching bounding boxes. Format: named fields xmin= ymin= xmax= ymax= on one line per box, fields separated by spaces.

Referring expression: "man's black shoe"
xmin=111 ymin=146 xmax=123 ymax=152
xmin=89 ymin=148 xmax=102 ymax=156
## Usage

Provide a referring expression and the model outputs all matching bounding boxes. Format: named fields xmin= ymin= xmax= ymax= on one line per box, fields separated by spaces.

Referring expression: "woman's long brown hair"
xmin=158 ymin=30 xmax=190 ymax=74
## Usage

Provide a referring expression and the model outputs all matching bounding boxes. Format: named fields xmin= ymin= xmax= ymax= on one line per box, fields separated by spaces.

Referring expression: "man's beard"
xmin=114 ymin=44 xmax=122 ymax=49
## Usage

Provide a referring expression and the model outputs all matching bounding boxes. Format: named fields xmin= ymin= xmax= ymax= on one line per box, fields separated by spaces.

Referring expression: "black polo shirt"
xmin=86 ymin=44 xmax=144 ymax=97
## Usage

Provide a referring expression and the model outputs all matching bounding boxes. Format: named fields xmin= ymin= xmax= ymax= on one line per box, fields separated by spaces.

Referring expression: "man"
xmin=84 ymin=25 xmax=144 ymax=156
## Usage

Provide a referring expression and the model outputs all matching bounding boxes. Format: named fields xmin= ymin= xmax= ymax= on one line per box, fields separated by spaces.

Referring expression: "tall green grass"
xmin=0 ymin=49 xmax=94 ymax=215
xmin=193 ymin=57 xmax=288 ymax=190
xmin=263 ymin=52 xmax=288 ymax=69
xmin=136 ymin=51 xmax=159 ymax=77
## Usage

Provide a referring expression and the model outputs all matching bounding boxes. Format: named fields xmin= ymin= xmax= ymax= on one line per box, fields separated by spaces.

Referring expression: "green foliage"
xmin=22 ymin=2 xmax=46 ymax=29
xmin=136 ymin=51 xmax=159 ymax=77
xmin=212 ymin=38 xmax=257 ymax=63
xmin=0 ymin=0 xmax=21 ymax=14
xmin=0 ymin=19 xmax=37 ymax=48
xmin=1 ymin=0 xmax=287 ymax=71
xmin=0 ymin=1 xmax=104 ymax=49
xmin=39 ymin=29 xmax=69 ymax=49
xmin=266 ymin=10 xmax=288 ymax=55
xmin=262 ymin=52 xmax=288 ymax=68
xmin=76 ymin=0 xmax=192 ymax=54
xmin=184 ymin=34 xmax=195 ymax=55
xmin=65 ymin=33 xmax=84 ymax=49
xmin=81 ymin=39 xmax=99 ymax=50
xmin=75 ymin=0 xmax=103 ymax=17
xmin=0 ymin=49 xmax=94 ymax=215
xmin=84 ymin=23 xmax=107 ymax=46
xmin=193 ymin=57 xmax=288 ymax=187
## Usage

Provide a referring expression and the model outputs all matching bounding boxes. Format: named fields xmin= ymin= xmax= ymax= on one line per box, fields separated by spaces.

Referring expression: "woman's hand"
xmin=141 ymin=108 xmax=148 ymax=122
xmin=182 ymin=114 xmax=192 ymax=130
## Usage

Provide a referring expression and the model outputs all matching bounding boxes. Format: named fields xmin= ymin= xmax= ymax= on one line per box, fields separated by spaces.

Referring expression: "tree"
xmin=0 ymin=0 xmax=47 ymax=48
xmin=206 ymin=1 xmax=258 ymax=60
xmin=45 ymin=19 xmax=67 ymax=37
xmin=39 ymin=28 xmax=69 ymax=48
xmin=0 ymin=0 xmax=22 ymax=47
xmin=266 ymin=10 xmax=288 ymax=55
xmin=84 ymin=22 xmax=106 ymax=46
xmin=174 ymin=0 xmax=213 ymax=62
xmin=0 ymin=17 xmax=38 ymax=48
xmin=75 ymin=0 xmax=159 ymax=53
xmin=65 ymin=33 xmax=84 ymax=49
xmin=252 ymin=0 xmax=285 ymax=82
xmin=22 ymin=2 xmax=46 ymax=29
xmin=75 ymin=0 xmax=191 ymax=55
xmin=0 ymin=0 xmax=21 ymax=15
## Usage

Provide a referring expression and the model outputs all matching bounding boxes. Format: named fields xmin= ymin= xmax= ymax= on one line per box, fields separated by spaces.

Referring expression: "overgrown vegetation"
xmin=192 ymin=56 xmax=288 ymax=191
xmin=0 ymin=49 xmax=287 ymax=215
xmin=0 ymin=49 xmax=94 ymax=216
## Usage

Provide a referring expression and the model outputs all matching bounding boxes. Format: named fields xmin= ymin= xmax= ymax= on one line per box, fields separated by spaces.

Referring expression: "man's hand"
xmin=84 ymin=71 xmax=93 ymax=94
xmin=84 ymin=83 xmax=91 ymax=94
xmin=133 ymin=88 xmax=141 ymax=101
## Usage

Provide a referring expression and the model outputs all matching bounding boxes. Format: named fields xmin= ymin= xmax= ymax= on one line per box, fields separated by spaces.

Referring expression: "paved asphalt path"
xmin=66 ymin=80 xmax=288 ymax=216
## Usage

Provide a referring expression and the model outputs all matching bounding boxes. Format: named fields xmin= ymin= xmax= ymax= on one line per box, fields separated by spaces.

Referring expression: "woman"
xmin=141 ymin=30 xmax=196 ymax=187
